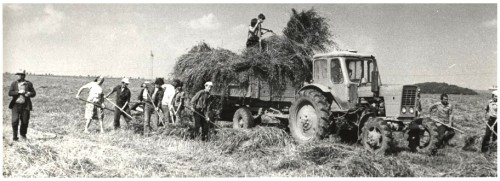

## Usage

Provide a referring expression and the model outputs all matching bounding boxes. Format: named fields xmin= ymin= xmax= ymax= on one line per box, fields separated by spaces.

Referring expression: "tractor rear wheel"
xmin=232 ymin=107 xmax=254 ymax=129
xmin=361 ymin=117 xmax=393 ymax=155
xmin=289 ymin=89 xmax=330 ymax=144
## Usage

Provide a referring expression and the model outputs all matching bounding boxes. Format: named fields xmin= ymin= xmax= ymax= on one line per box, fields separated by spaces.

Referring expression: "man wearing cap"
xmin=481 ymin=90 xmax=497 ymax=152
xmin=190 ymin=81 xmax=213 ymax=141
xmin=139 ymin=78 xmax=164 ymax=135
xmin=76 ymin=76 xmax=106 ymax=133
xmin=105 ymin=78 xmax=132 ymax=130
xmin=8 ymin=70 xmax=36 ymax=141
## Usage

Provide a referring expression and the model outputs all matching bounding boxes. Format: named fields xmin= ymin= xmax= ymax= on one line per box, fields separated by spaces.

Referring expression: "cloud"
xmin=7 ymin=4 xmax=24 ymax=13
xmin=481 ymin=18 xmax=496 ymax=28
xmin=187 ymin=13 xmax=221 ymax=30
xmin=18 ymin=5 xmax=65 ymax=36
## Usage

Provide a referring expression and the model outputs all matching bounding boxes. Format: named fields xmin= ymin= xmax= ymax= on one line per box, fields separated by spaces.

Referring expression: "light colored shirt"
xmin=161 ymin=84 xmax=175 ymax=106
xmin=429 ymin=102 xmax=453 ymax=124
xmin=142 ymin=88 xmax=149 ymax=100
xmin=486 ymin=100 xmax=497 ymax=118
xmin=83 ymin=82 xmax=103 ymax=103
xmin=15 ymin=81 xmax=27 ymax=104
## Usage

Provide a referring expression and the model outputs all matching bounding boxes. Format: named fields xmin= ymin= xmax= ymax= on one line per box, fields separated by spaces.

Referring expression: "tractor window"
xmin=314 ymin=59 xmax=328 ymax=82
xmin=364 ymin=60 xmax=374 ymax=82
xmin=330 ymin=58 xmax=343 ymax=83
xmin=346 ymin=59 xmax=364 ymax=82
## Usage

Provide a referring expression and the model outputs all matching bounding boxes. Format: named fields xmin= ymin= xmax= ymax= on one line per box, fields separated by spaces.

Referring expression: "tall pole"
xmin=150 ymin=50 xmax=154 ymax=80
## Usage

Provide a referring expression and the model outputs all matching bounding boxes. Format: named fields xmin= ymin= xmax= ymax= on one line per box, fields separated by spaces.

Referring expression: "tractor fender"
xmin=297 ymin=84 xmax=342 ymax=111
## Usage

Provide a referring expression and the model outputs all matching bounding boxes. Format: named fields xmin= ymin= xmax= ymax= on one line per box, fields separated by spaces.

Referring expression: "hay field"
xmin=2 ymin=74 xmax=497 ymax=177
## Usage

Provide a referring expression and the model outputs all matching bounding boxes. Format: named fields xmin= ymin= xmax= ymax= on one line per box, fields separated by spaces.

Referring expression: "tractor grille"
xmin=402 ymin=87 xmax=417 ymax=106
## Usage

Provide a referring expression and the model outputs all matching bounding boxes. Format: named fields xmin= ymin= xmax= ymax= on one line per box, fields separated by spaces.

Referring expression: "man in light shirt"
xmin=161 ymin=79 xmax=177 ymax=124
xmin=76 ymin=76 xmax=106 ymax=134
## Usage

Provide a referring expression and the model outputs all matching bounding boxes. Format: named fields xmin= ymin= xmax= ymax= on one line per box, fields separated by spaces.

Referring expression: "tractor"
xmin=288 ymin=51 xmax=437 ymax=154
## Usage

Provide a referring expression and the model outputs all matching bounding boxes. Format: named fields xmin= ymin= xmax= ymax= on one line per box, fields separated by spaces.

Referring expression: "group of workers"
xmin=73 ymin=75 xmax=214 ymax=140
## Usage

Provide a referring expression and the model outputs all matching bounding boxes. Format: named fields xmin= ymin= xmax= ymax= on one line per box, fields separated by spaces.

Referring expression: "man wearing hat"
xmin=105 ymin=78 xmax=132 ymax=130
xmin=190 ymin=81 xmax=213 ymax=141
xmin=8 ymin=69 xmax=36 ymax=141
xmin=139 ymin=78 xmax=164 ymax=135
xmin=76 ymin=76 xmax=106 ymax=133
xmin=481 ymin=90 xmax=498 ymax=152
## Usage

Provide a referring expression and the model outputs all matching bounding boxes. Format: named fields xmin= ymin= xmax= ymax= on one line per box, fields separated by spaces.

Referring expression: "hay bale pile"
xmin=172 ymin=8 xmax=336 ymax=96
xmin=212 ymin=126 xmax=293 ymax=153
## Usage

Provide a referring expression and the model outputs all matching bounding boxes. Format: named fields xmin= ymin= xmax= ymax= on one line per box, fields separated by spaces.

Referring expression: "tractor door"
xmin=329 ymin=58 xmax=351 ymax=110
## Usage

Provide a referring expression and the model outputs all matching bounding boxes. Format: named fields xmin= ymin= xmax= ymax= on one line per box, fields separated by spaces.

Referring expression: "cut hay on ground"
xmin=212 ymin=126 xmax=293 ymax=153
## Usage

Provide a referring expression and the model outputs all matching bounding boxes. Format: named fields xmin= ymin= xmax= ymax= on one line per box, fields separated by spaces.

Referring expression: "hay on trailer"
xmin=172 ymin=8 xmax=337 ymax=97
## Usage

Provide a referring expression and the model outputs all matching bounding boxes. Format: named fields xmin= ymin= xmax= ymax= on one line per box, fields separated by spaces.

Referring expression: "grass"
xmin=2 ymin=74 xmax=497 ymax=177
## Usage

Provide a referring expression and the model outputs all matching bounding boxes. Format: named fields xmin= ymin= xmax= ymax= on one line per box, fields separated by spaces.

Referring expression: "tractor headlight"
xmin=409 ymin=107 xmax=414 ymax=114
xmin=402 ymin=107 xmax=407 ymax=114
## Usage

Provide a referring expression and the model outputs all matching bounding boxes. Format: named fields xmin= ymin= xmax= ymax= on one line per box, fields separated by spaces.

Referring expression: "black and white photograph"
xmin=2 ymin=1 xmax=498 ymax=177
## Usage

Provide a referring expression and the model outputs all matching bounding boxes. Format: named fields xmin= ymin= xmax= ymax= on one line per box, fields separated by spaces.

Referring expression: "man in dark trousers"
xmin=139 ymin=78 xmax=164 ymax=135
xmin=429 ymin=93 xmax=455 ymax=155
xmin=482 ymin=90 xmax=497 ymax=152
xmin=105 ymin=78 xmax=132 ymax=130
xmin=246 ymin=13 xmax=273 ymax=49
xmin=190 ymin=81 xmax=213 ymax=141
xmin=8 ymin=69 xmax=36 ymax=141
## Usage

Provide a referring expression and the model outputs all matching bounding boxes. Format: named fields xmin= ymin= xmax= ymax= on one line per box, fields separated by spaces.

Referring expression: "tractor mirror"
xmin=371 ymin=71 xmax=379 ymax=93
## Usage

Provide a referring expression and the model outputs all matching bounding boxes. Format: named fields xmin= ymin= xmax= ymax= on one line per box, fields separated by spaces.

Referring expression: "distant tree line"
xmin=3 ymin=72 xmax=145 ymax=79
xmin=414 ymin=82 xmax=478 ymax=95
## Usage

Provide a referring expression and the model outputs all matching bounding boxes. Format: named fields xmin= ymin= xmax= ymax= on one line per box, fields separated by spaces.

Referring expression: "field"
xmin=2 ymin=74 xmax=497 ymax=177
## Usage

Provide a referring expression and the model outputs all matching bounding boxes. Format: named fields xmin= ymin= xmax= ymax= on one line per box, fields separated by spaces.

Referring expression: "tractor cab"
xmin=310 ymin=51 xmax=380 ymax=110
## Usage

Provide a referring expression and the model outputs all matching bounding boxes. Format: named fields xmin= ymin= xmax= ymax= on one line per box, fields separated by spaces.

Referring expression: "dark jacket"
xmin=110 ymin=85 xmax=131 ymax=107
xmin=190 ymin=90 xmax=211 ymax=110
xmin=138 ymin=84 xmax=163 ymax=107
xmin=8 ymin=80 xmax=36 ymax=111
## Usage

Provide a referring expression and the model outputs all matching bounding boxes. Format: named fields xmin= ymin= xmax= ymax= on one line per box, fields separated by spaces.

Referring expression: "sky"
xmin=2 ymin=3 xmax=497 ymax=90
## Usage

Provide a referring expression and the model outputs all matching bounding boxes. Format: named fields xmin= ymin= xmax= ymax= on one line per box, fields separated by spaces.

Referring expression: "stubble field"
xmin=2 ymin=74 xmax=497 ymax=177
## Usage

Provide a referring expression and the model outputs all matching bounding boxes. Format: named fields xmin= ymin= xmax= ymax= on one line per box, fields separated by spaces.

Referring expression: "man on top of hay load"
xmin=246 ymin=13 xmax=273 ymax=49
xmin=190 ymin=81 xmax=213 ymax=141
xmin=429 ymin=93 xmax=455 ymax=153
xmin=8 ymin=69 xmax=36 ymax=141
xmin=76 ymin=76 xmax=106 ymax=134
xmin=481 ymin=90 xmax=497 ymax=153
xmin=105 ymin=78 xmax=132 ymax=130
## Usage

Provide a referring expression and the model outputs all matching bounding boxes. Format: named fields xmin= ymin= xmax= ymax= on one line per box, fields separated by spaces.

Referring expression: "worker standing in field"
xmin=131 ymin=81 xmax=149 ymax=114
xmin=139 ymin=78 xmax=164 ymax=135
xmin=481 ymin=90 xmax=497 ymax=152
xmin=429 ymin=93 xmax=455 ymax=154
xmin=76 ymin=76 xmax=106 ymax=134
xmin=161 ymin=79 xmax=177 ymax=124
xmin=190 ymin=81 xmax=213 ymax=141
xmin=8 ymin=69 xmax=36 ymax=141
xmin=246 ymin=13 xmax=273 ymax=49
xmin=172 ymin=80 xmax=185 ymax=124
xmin=105 ymin=78 xmax=132 ymax=130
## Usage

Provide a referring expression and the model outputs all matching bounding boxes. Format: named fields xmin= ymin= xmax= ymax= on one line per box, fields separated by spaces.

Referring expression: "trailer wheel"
xmin=289 ymin=89 xmax=330 ymax=144
xmin=361 ymin=117 xmax=392 ymax=155
xmin=233 ymin=107 xmax=254 ymax=129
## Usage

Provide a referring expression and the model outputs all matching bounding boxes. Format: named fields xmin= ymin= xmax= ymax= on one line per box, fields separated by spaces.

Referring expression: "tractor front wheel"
xmin=361 ymin=117 xmax=393 ymax=155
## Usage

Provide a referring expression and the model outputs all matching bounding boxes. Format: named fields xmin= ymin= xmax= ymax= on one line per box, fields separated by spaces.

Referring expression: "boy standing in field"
xmin=105 ymin=78 xmax=132 ymax=130
xmin=139 ymin=78 xmax=164 ymax=135
xmin=429 ymin=93 xmax=455 ymax=154
xmin=76 ymin=76 xmax=106 ymax=134
xmin=161 ymin=79 xmax=177 ymax=124
xmin=190 ymin=81 xmax=213 ymax=141
xmin=172 ymin=80 xmax=185 ymax=124
xmin=481 ymin=90 xmax=497 ymax=152
xmin=8 ymin=69 xmax=36 ymax=141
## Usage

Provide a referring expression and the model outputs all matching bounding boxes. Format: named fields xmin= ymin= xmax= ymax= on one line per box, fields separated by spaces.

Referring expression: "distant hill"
xmin=414 ymin=82 xmax=478 ymax=95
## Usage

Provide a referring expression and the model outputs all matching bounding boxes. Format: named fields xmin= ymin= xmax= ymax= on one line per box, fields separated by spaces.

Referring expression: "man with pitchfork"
xmin=105 ymin=78 xmax=132 ymax=130
xmin=481 ymin=90 xmax=497 ymax=153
